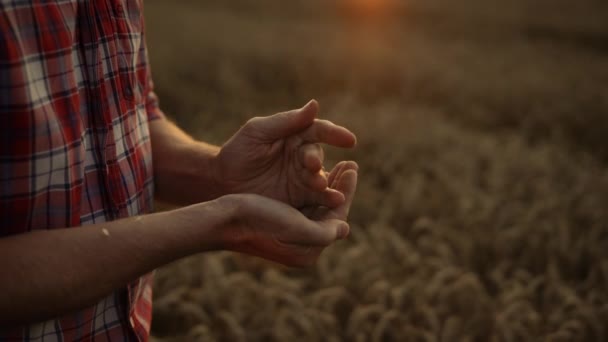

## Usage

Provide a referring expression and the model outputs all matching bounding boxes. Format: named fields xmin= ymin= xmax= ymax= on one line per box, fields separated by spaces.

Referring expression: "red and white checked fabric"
xmin=0 ymin=0 xmax=164 ymax=340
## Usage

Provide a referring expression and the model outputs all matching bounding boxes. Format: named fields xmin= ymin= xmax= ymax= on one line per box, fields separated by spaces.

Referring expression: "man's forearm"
xmin=149 ymin=119 xmax=225 ymax=205
xmin=0 ymin=200 xmax=230 ymax=326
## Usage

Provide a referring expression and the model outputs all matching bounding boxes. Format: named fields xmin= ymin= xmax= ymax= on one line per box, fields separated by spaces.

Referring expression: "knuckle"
xmin=242 ymin=117 xmax=267 ymax=136
xmin=303 ymin=146 xmax=323 ymax=161
xmin=245 ymin=116 xmax=263 ymax=128
xmin=316 ymin=145 xmax=325 ymax=158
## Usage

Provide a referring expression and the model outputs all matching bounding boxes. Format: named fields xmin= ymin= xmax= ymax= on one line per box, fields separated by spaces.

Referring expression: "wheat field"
xmin=144 ymin=0 xmax=608 ymax=341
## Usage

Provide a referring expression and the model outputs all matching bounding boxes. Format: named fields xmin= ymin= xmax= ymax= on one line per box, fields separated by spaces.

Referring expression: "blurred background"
xmin=145 ymin=0 xmax=608 ymax=340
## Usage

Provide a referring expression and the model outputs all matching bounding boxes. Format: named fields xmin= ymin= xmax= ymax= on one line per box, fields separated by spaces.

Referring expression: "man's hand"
xmin=217 ymin=160 xmax=358 ymax=267
xmin=214 ymin=100 xmax=356 ymax=209
xmin=0 ymin=162 xmax=356 ymax=325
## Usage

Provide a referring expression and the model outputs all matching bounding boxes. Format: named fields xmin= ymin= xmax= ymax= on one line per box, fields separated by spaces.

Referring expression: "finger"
xmin=333 ymin=169 xmax=358 ymax=219
xmin=313 ymin=188 xmax=346 ymax=208
xmin=245 ymin=100 xmax=318 ymax=140
xmin=328 ymin=161 xmax=359 ymax=190
xmin=298 ymin=119 xmax=357 ymax=148
xmin=299 ymin=143 xmax=324 ymax=172
xmin=316 ymin=219 xmax=350 ymax=241
xmin=301 ymin=160 xmax=358 ymax=208
xmin=301 ymin=168 xmax=328 ymax=192
xmin=327 ymin=161 xmax=347 ymax=188
xmin=284 ymin=218 xmax=347 ymax=247
xmin=301 ymin=185 xmax=345 ymax=209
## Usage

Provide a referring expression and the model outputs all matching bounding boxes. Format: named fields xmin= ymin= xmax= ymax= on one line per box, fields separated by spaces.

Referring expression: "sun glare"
xmin=344 ymin=0 xmax=394 ymax=17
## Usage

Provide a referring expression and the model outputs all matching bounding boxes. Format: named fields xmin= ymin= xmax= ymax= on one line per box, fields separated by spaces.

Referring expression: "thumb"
xmin=249 ymin=100 xmax=318 ymax=140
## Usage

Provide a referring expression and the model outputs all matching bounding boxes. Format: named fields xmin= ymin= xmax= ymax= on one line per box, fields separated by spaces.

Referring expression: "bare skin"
xmin=152 ymin=100 xmax=356 ymax=207
xmin=0 ymin=101 xmax=358 ymax=326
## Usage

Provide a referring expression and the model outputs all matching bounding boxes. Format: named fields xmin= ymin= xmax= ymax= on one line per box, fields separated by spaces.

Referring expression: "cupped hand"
xmin=218 ymin=161 xmax=358 ymax=267
xmin=300 ymin=160 xmax=358 ymax=228
xmin=214 ymin=100 xmax=356 ymax=209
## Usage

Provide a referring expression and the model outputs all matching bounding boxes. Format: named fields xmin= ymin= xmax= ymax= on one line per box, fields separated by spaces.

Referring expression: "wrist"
xmin=168 ymin=197 xmax=237 ymax=253
xmin=211 ymin=194 xmax=247 ymax=249
xmin=157 ymin=140 xmax=226 ymax=204
xmin=207 ymin=144 xmax=230 ymax=197
xmin=148 ymin=119 xmax=228 ymax=204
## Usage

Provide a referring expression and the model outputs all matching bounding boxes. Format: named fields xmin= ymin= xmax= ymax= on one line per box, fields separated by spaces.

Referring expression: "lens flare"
xmin=342 ymin=0 xmax=395 ymax=18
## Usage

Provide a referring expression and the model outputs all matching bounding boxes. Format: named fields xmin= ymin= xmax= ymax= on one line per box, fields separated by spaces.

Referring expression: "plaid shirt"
xmin=0 ymin=0 xmax=164 ymax=340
